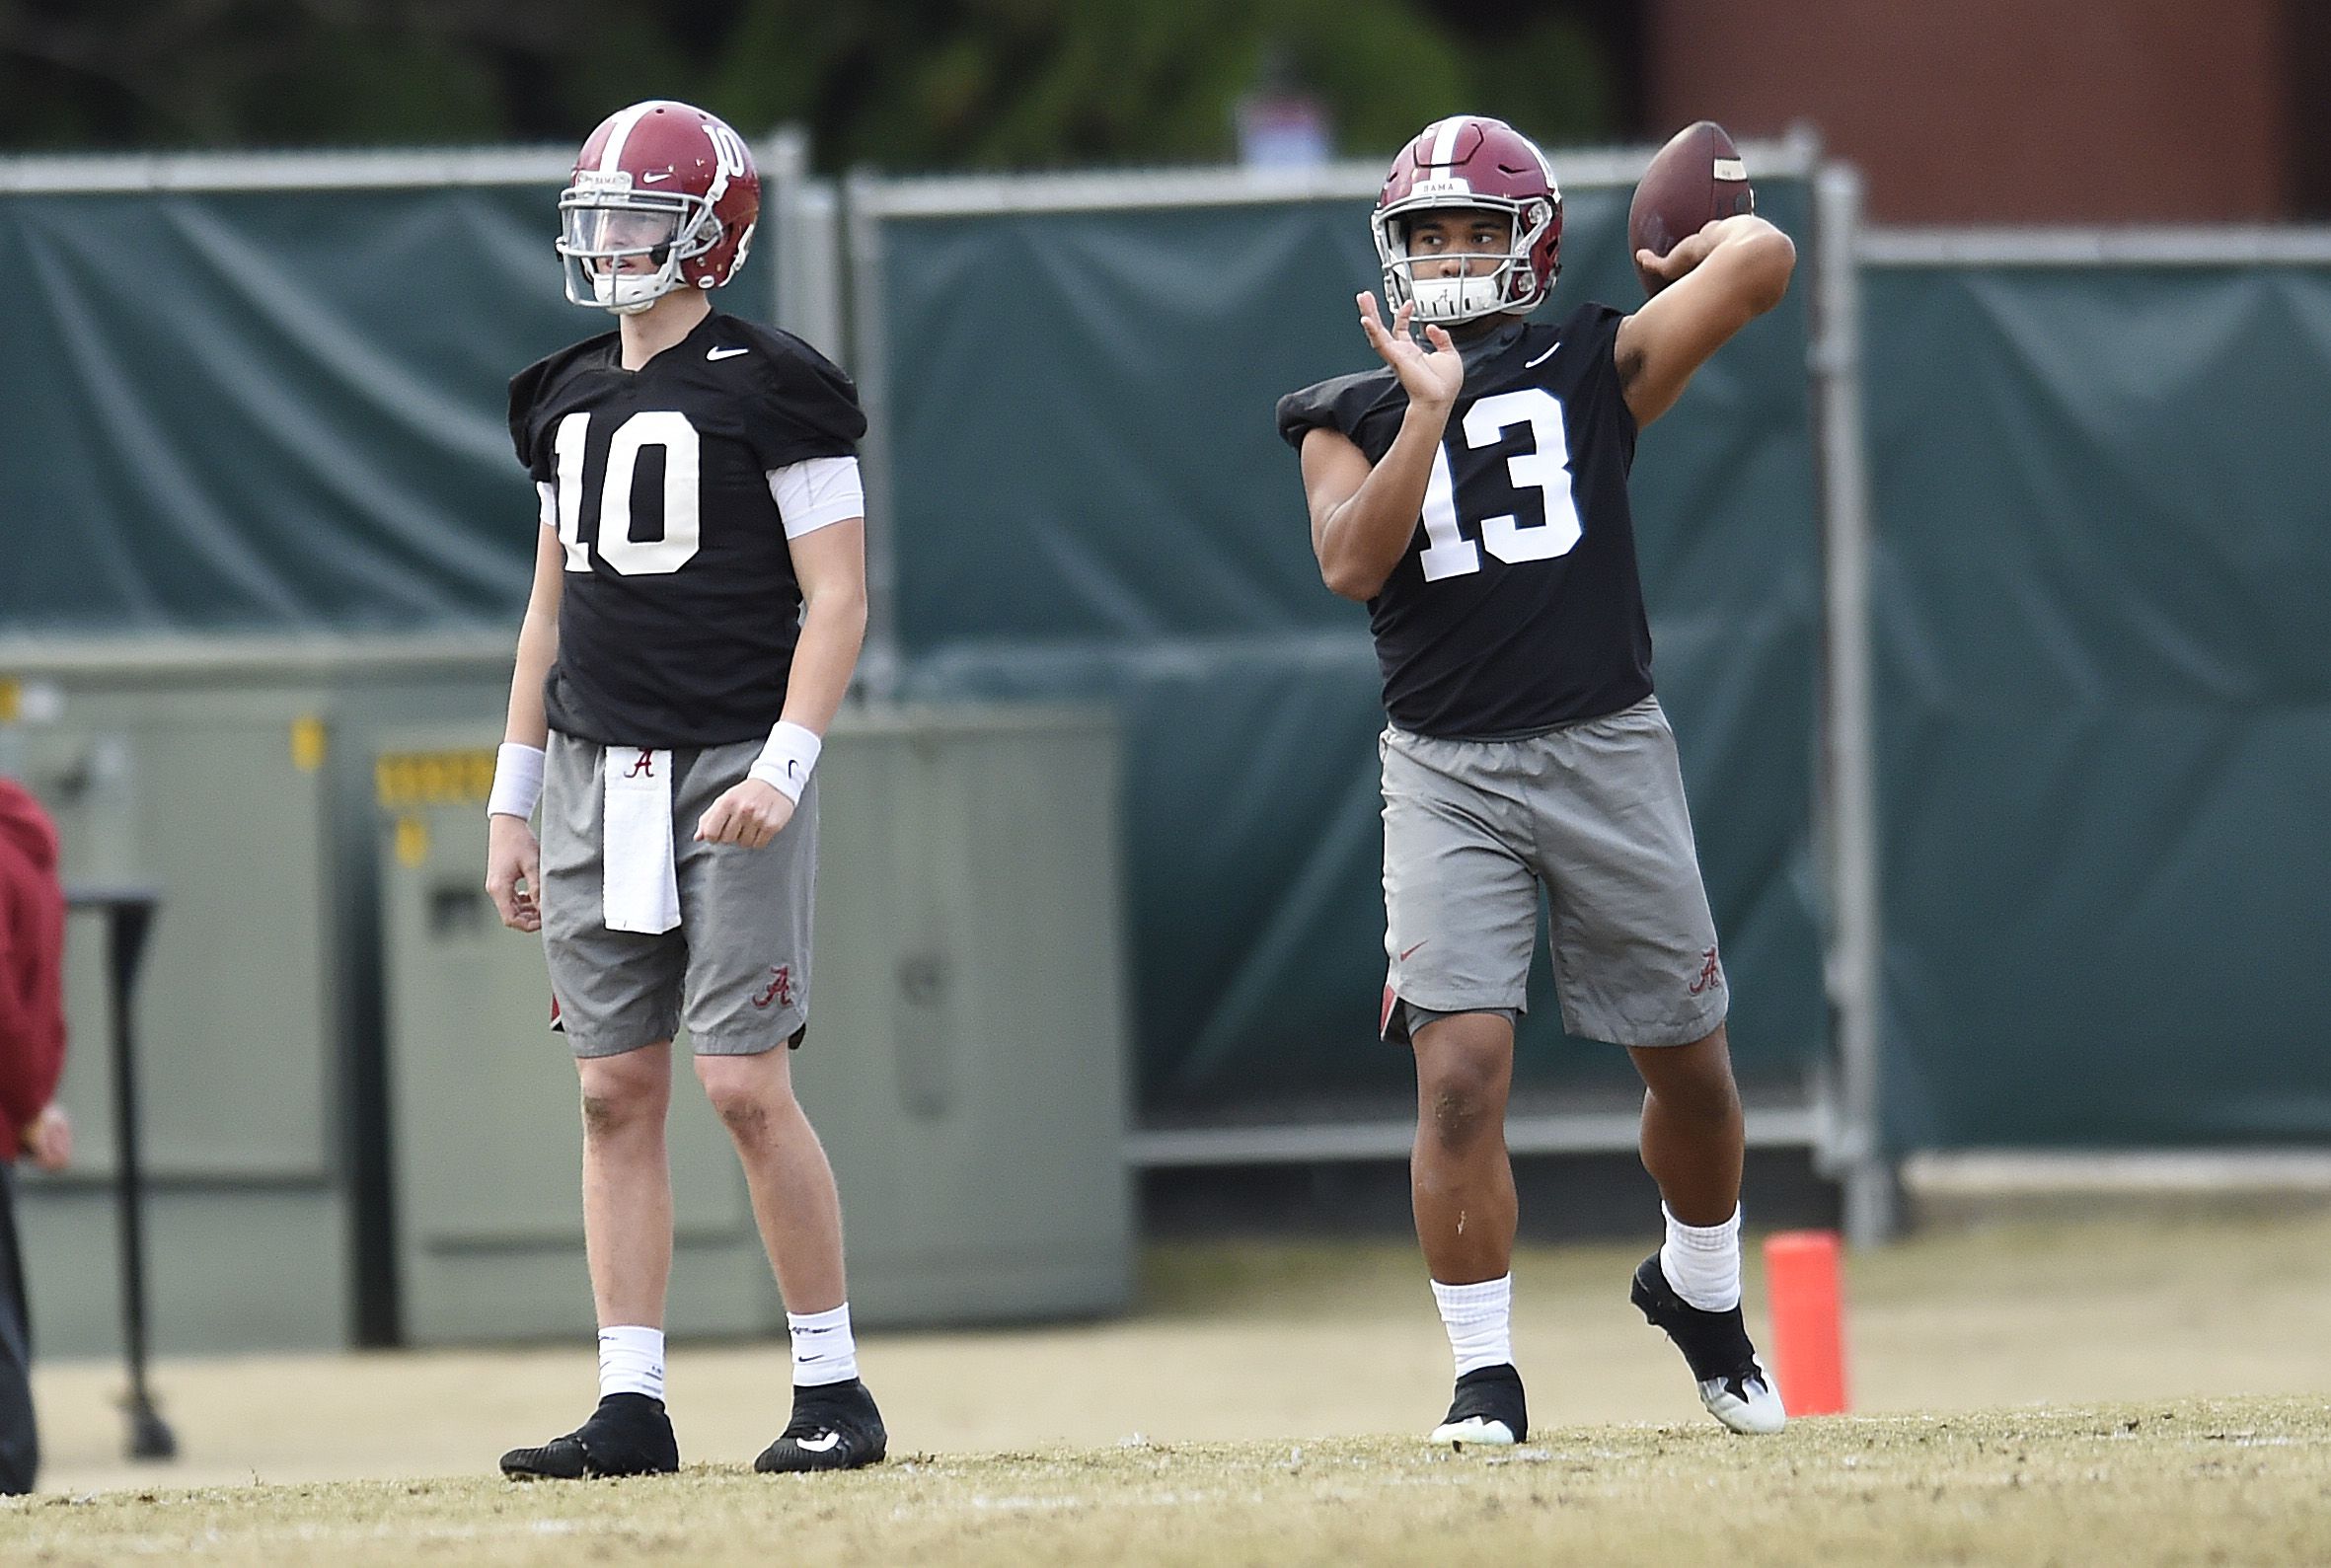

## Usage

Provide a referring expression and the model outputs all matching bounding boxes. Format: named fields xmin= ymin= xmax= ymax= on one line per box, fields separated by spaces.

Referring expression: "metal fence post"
xmin=760 ymin=123 xmax=810 ymax=336
xmin=842 ymin=172 xmax=901 ymax=704
xmin=1809 ymin=162 xmax=1896 ymax=1245
xmin=759 ymin=122 xmax=850 ymax=358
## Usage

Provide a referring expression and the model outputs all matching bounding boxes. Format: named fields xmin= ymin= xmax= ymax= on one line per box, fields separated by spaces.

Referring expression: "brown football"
xmin=1627 ymin=120 xmax=1755 ymax=296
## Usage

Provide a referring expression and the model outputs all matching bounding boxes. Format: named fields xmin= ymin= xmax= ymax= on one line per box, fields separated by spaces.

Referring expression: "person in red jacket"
xmin=0 ymin=778 xmax=71 ymax=1495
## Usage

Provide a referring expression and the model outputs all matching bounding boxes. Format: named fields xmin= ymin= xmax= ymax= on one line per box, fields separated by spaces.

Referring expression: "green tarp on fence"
xmin=876 ymin=179 xmax=1829 ymax=1111
xmin=2 ymin=183 xmax=592 ymax=629
xmin=1863 ymin=262 xmax=2331 ymax=1147
xmin=2 ymin=167 xmax=1829 ymax=1119
xmin=13 ymin=160 xmax=2328 ymax=1147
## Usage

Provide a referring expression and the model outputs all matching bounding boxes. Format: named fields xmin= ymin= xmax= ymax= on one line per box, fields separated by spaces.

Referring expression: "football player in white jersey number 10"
xmin=1276 ymin=115 xmax=1797 ymax=1445
xmin=483 ymin=99 xmax=885 ymax=1479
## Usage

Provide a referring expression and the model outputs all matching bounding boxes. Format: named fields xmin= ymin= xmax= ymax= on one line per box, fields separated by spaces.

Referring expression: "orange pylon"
xmin=1764 ymin=1230 xmax=1848 ymax=1415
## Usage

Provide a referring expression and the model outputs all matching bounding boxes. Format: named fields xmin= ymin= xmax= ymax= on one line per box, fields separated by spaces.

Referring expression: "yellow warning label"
xmin=375 ymin=749 xmax=498 ymax=809
xmin=290 ymin=714 xmax=329 ymax=773
xmin=395 ymin=815 xmax=431 ymax=867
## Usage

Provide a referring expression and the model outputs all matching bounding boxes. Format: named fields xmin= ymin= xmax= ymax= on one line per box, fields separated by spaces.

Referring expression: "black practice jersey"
xmin=1277 ymin=303 xmax=1652 ymax=738
xmin=509 ymin=311 xmax=865 ymax=747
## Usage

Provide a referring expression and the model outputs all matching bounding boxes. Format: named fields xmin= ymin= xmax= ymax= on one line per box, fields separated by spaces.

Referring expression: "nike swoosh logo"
xmin=1399 ymin=940 xmax=1428 ymax=962
xmin=640 ymin=170 xmax=671 ymax=184
xmin=707 ymin=346 xmax=750 ymax=360
xmin=794 ymin=1431 xmax=843 ymax=1454
xmin=1525 ymin=341 xmax=1560 ymax=369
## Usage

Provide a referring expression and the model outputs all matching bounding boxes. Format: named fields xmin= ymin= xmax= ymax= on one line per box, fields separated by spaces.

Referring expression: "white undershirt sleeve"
xmin=536 ymin=480 xmax=558 ymax=530
xmin=766 ymin=456 xmax=865 ymax=541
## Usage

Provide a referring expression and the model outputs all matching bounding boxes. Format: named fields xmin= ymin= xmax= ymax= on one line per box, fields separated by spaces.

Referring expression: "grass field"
xmin=13 ymin=1209 xmax=2331 ymax=1563
xmin=10 ymin=1399 xmax=2329 ymax=1566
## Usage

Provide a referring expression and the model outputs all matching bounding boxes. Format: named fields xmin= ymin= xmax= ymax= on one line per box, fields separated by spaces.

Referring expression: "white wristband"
xmin=748 ymin=721 xmax=822 ymax=803
xmin=488 ymin=742 xmax=546 ymax=820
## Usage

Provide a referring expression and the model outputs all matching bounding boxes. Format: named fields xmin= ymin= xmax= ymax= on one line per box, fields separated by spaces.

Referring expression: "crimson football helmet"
xmin=1373 ymin=116 xmax=1562 ymax=325
xmin=559 ymin=100 xmax=760 ymax=314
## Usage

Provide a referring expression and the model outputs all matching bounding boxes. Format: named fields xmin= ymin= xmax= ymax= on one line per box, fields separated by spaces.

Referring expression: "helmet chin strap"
xmin=591 ymin=261 xmax=679 ymax=314
xmin=567 ymin=202 xmax=721 ymax=314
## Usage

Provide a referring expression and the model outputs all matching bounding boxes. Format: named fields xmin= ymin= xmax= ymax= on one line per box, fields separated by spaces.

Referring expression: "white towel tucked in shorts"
xmin=602 ymin=746 xmax=680 ymax=934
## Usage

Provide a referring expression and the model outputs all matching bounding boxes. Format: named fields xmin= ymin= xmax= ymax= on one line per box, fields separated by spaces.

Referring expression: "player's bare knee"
xmin=579 ymin=1086 xmax=657 ymax=1141
xmin=712 ymin=1090 xmax=774 ymax=1148
xmin=1634 ymin=1028 xmax=1739 ymax=1123
xmin=579 ymin=1091 xmax=620 ymax=1138
xmin=1416 ymin=1042 xmax=1508 ymax=1152
xmin=697 ymin=1065 xmax=795 ymax=1150
xmin=1642 ymin=1065 xmax=1741 ymax=1132
xmin=575 ymin=1051 xmax=668 ymax=1140
xmin=1426 ymin=1081 xmax=1497 ymax=1150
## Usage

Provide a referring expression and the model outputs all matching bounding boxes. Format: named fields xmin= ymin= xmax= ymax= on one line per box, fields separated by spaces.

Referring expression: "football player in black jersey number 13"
xmin=1277 ymin=115 xmax=1797 ymax=1446
xmin=484 ymin=100 xmax=885 ymax=1480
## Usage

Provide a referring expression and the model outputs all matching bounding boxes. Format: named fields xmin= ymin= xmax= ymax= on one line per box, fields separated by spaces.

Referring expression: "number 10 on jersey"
xmin=552 ymin=410 xmax=703 ymax=575
xmin=1416 ymin=387 xmax=1584 ymax=582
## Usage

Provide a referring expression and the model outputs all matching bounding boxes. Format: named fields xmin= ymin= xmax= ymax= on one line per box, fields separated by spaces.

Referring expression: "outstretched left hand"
xmin=696 ymin=780 xmax=794 ymax=850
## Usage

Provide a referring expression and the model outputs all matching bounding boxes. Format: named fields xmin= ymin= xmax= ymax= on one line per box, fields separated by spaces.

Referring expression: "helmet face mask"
xmin=559 ymin=182 xmax=711 ymax=314
xmin=558 ymin=102 xmax=760 ymax=315
xmin=1378 ymin=197 xmax=1559 ymax=326
xmin=1372 ymin=117 xmax=1563 ymax=327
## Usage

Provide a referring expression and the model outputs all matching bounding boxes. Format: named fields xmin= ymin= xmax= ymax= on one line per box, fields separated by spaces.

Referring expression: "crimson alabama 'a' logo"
xmin=752 ymin=965 xmax=795 ymax=1010
xmin=626 ymin=749 xmax=655 ymax=778
xmin=1688 ymin=947 xmax=1723 ymax=996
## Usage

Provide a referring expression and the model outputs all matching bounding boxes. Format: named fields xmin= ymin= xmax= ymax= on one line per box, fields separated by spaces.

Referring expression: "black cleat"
xmin=498 ymin=1392 xmax=680 ymax=1480
xmin=1427 ymin=1363 xmax=1529 ymax=1448
xmin=754 ymin=1378 xmax=888 ymax=1473
xmin=1629 ymin=1253 xmax=1786 ymax=1435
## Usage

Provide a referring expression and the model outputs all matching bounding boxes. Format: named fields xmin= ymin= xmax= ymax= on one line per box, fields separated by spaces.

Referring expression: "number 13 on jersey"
xmin=1416 ymin=387 xmax=1584 ymax=582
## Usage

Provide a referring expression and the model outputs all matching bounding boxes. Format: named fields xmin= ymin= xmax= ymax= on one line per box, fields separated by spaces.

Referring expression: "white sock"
xmin=597 ymin=1324 xmax=666 ymax=1401
xmin=1661 ymin=1203 xmax=1744 ymax=1311
xmin=789 ymin=1303 xmax=860 ymax=1387
xmin=1430 ymin=1275 xmax=1514 ymax=1378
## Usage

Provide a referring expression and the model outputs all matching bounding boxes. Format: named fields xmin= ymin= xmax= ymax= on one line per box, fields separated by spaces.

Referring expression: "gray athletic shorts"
xmin=540 ymin=730 xmax=815 ymax=1059
xmin=1379 ymin=696 xmax=1728 ymax=1050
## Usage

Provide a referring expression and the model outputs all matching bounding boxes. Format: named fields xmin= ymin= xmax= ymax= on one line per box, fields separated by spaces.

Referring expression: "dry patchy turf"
xmin=8 ymin=1396 xmax=2330 ymax=1567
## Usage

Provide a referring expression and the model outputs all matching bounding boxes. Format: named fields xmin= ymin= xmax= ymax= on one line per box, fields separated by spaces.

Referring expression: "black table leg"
xmin=70 ymin=887 xmax=175 ymax=1463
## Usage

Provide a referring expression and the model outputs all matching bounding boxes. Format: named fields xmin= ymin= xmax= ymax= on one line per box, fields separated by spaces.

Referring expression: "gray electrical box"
xmin=1 ymin=650 xmax=515 ymax=1356
xmin=6 ymin=679 xmax=353 ymax=1355
xmin=805 ymin=707 xmax=1133 ymax=1325
xmin=374 ymin=727 xmax=778 ymax=1343
xmin=375 ymin=705 xmax=1132 ymax=1344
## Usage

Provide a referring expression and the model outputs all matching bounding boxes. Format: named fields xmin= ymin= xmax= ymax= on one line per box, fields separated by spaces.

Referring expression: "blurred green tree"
xmin=0 ymin=2 xmax=686 ymax=147
xmin=0 ymin=0 xmax=1619 ymax=162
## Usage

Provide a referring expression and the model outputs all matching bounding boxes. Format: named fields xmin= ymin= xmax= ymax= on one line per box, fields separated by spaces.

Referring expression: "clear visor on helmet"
xmin=561 ymin=201 xmax=683 ymax=267
xmin=557 ymin=188 xmax=711 ymax=314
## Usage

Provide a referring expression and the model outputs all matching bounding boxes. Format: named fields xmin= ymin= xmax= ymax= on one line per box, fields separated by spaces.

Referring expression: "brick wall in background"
xmin=1645 ymin=0 xmax=2304 ymax=222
